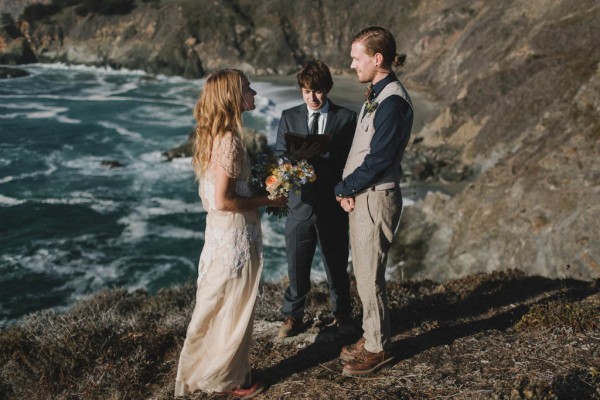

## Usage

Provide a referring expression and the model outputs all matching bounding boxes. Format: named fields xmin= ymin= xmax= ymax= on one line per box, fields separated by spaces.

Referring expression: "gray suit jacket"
xmin=275 ymin=101 xmax=357 ymax=220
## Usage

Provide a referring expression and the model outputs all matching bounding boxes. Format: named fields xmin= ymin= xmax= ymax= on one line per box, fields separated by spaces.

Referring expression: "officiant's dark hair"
xmin=297 ymin=60 xmax=333 ymax=93
xmin=353 ymin=26 xmax=406 ymax=69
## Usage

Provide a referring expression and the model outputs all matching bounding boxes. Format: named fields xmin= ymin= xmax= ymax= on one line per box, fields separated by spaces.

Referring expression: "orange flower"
xmin=265 ymin=175 xmax=277 ymax=187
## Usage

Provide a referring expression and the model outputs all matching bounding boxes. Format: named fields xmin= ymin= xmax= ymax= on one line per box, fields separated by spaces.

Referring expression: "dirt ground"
xmin=1 ymin=269 xmax=598 ymax=400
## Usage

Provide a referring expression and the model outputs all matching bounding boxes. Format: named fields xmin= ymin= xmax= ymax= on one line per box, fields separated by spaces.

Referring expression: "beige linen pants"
xmin=349 ymin=188 xmax=402 ymax=353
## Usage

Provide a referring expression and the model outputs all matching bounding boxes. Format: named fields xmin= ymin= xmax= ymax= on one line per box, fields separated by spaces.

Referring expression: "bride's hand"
xmin=269 ymin=195 xmax=288 ymax=208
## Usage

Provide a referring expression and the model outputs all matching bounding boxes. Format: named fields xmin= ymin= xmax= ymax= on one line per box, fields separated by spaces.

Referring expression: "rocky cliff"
xmin=389 ymin=0 xmax=600 ymax=281
xmin=0 ymin=0 xmax=48 ymax=18
xmin=1 ymin=0 xmax=598 ymax=281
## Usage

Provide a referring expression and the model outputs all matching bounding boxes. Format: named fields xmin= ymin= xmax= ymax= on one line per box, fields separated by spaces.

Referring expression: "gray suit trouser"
xmin=349 ymin=188 xmax=402 ymax=353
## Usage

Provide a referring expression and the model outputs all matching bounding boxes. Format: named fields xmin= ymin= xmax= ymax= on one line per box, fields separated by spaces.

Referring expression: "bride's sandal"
xmin=217 ymin=381 xmax=265 ymax=399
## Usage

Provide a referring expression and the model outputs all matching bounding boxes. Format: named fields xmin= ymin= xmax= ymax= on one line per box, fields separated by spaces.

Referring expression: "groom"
xmin=335 ymin=26 xmax=413 ymax=377
xmin=274 ymin=60 xmax=357 ymax=338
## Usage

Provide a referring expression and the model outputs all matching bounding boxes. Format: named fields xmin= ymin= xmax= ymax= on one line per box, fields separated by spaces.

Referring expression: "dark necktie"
xmin=310 ymin=112 xmax=320 ymax=135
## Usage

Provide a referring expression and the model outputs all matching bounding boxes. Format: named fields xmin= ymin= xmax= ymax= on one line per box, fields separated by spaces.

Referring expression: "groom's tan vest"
xmin=342 ymin=81 xmax=413 ymax=192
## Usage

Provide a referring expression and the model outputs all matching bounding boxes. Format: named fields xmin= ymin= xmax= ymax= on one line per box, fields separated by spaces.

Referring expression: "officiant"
xmin=274 ymin=60 xmax=357 ymax=338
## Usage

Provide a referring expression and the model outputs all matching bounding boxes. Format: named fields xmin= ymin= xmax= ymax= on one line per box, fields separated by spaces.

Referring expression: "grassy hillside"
xmin=1 ymin=269 xmax=598 ymax=399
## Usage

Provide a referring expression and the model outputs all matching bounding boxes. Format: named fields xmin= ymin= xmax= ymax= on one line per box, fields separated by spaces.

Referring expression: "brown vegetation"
xmin=1 ymin=269 xmax=598 ymax=399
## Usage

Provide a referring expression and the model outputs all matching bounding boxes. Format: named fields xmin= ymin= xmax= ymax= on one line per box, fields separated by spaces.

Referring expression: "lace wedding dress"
xmin=175 ymin=133 xmax=263 ymax=396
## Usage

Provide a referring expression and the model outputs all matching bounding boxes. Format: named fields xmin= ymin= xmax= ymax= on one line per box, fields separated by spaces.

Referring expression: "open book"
xmin=284 ymin=132 xmax=332 ymax=151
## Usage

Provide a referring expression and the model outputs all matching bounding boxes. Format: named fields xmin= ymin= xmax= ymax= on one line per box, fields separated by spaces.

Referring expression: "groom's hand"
xmin=337 ymin=196 xmax=355 ymax=212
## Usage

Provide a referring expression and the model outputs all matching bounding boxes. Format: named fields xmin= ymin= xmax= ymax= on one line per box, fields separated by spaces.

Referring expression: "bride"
xmin=175 ymin=69 xmax=286 ymax=399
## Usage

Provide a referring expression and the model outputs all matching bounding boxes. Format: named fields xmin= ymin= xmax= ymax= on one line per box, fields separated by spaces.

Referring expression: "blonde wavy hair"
xmin=192 ymin=69 xmax=245 ymax=179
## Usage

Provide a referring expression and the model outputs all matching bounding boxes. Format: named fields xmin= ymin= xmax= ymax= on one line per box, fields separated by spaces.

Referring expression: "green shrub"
xmin=516 ymin=297 xmax=600 ymax=333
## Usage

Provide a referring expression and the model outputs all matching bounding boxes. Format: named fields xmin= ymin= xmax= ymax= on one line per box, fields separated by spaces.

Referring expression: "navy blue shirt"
xmin=334 ymin=73 xmax=412 ymax=197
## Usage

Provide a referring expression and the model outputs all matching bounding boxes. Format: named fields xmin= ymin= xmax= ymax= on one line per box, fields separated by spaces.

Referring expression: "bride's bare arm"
xmin=213 ymin=165 xmax=286 ymax=212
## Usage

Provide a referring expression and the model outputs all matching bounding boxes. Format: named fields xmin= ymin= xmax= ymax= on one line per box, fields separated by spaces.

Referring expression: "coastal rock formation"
xmin=1 ymin=0 xmax=598 ymax=280
xmin=0 ymin=13 xmax=36 ymax=64
xmin=0 ymin=0 xmax=48 ymax=18
xmin=161 ymin=127 xmax=271 ymax=161
xmin=0 ymin=65 xmax=28 ymax=77
xmin=389 ymin=0 xmax=600 ymax=281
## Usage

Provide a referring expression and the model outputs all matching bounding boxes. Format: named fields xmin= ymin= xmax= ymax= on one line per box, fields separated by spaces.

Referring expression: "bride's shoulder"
xmin=212 ymin=132 xmax=245 ymax=178
xmin=214 ymin=131 xmax=243 ymax=151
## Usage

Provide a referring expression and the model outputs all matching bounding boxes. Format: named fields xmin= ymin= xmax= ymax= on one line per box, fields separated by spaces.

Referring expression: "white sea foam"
xmin=0 ymin=163 xmax=57 ymax=184
xmin=0 ymin=103 xmax=80 ymax=124
xmin=0 ymin=194 xmax=26 ymax=206
xmin=45 ymin=254 xmax=196 ymax=300
xmin=2 ymin=247 xmax=90 ymax=276
xmin=62 ymin=156 xmax=130 ymax=176
xmin=157 ymin=227 xmax=202 ymax=239
xmin=127 ymin=263 xmax=173 ymax=291
xmin=120 ymin=105 xmax=194 ymax=128
xmin=1 ymin=65 xmax=323 ymax=319
xmin=141 ymin=197 xmax=201 ymax=216
xmin=259 ymin=215 xmax=326 ymax=282
xmin=118 ymin=197 xmax=202 ymax=240
xmin=251 ymin=81 xmax=299 ymax=143
xmin=27 ymin=62 xmax=147 ymax=77
xmin=171 ymin=156 xmax=193 ymax=170
xmin=84 ymin=79 xmax=139 ymax=97
xmin=161 ymin=82 xmax=202 ymax=99
xmin=2 ymin=93 xmax=188 ymax=107
xmin=38 ymin=191 xmax=120 ymax=213
xmin=260 ymin=216 xmax=285 ymax=247
xmin=1 ymin=236 xmax=194 ymax=314
xmin=123 ymin=255 xmax=197 ymax=292
xmin=133 ymin=151 xmax=195 ymax=182
xmin=1 ymin=102 xmax=48 ymax=110
xmin=98 ymin=120 xmax=143 ymax=140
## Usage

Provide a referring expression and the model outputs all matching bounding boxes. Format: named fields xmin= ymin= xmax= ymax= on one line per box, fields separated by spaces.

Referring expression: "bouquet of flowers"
xmin=251 ymin=153 xmax=317 ymax=217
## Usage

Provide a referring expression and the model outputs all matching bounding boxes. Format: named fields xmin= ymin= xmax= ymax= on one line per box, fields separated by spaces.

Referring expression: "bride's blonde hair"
xmin=192 ymin=69 xmax=245 ymax=179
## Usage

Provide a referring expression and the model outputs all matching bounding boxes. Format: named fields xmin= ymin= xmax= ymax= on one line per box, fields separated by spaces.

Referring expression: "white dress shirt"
xmin=306 ymin=101 xmax=329 ymax=135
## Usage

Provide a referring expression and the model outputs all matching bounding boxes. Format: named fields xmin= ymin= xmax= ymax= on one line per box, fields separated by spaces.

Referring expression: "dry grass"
xmin=1 ymin=269 xmax=598 ymax=400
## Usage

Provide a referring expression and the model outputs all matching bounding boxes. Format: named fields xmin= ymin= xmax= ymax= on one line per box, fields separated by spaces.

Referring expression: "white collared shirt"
xmin=306 ymin=101 xmax=329 ymax=134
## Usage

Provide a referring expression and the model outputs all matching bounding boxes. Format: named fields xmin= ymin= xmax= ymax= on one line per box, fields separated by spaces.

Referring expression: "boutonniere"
xmin=364 ymin=99 xmax=379 ymax=114
xmin=363 ymin=85 xmax=378 ymax=115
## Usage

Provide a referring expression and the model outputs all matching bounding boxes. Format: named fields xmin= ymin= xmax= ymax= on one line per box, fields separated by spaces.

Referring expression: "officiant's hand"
xmin=290 ymin=142 xmax=322 ymax=160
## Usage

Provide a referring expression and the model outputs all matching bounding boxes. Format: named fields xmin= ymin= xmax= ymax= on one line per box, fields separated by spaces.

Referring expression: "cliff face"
xmin=389 ymin=0 xmax=600 ymax=281
xmin=2 ymin=0 xmax=599 ymax=280
xmin=0 ymin=0 xmax=49 ymax=18
xmin=4 ymin=0 xmax=420 ymax=77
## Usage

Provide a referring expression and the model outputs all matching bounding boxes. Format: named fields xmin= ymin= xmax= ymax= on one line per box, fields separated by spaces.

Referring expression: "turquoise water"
xmin=0 ymin=64 xmax=316 ymax=327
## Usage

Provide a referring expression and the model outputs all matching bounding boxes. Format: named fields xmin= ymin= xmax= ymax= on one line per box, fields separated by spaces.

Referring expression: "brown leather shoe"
xmin=339 ymin=336 xmax=365 ymax=362
xmin=342 ymin=348 xmax=394 ymax=377
xmin=278 ymin=317 xmax=302 ymax=338
xmin=217 ymin=381 xmax=265 ymax=399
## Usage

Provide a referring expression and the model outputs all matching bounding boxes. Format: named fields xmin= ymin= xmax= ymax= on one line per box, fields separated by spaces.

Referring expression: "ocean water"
xmin=0 ymin=64 xmax=325 ymax=327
